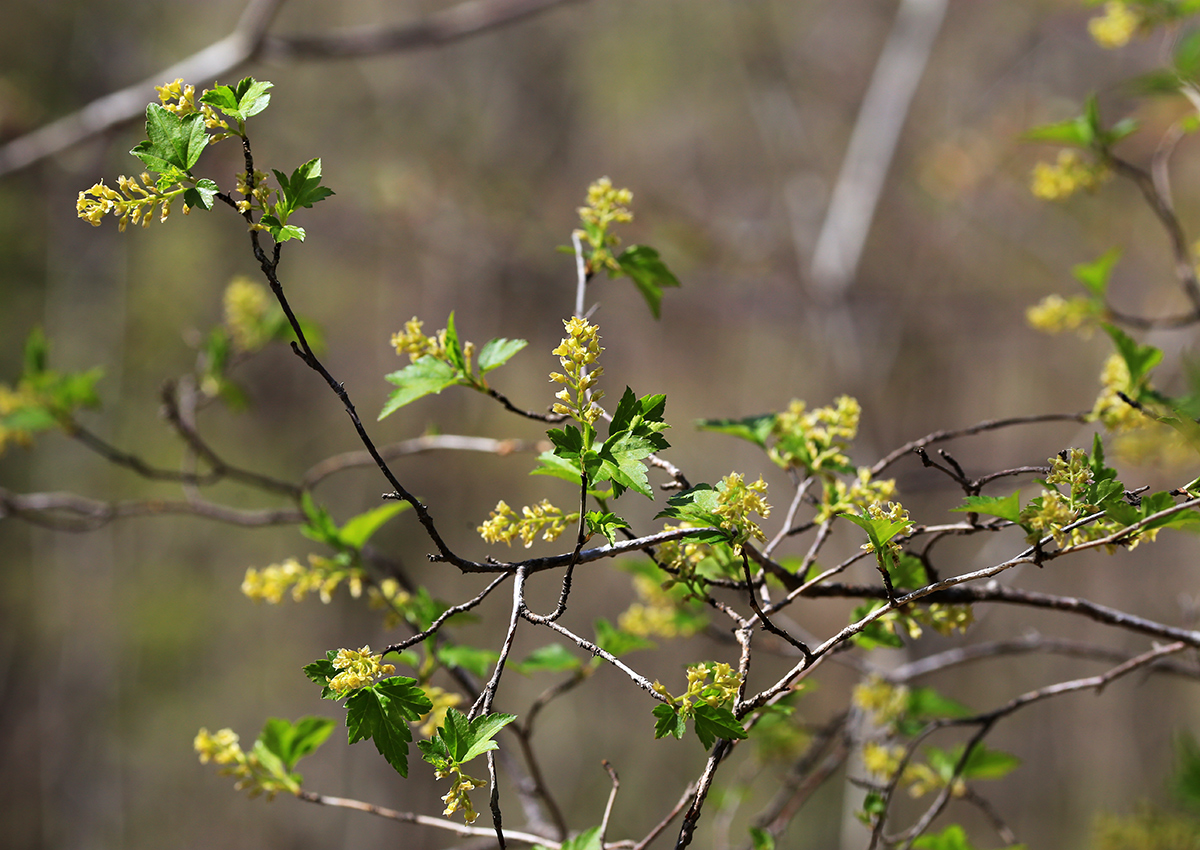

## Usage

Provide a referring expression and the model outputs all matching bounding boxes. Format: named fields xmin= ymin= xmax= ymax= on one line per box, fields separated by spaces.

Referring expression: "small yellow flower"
xmin=1030 ymin=150 xmax=1108 ymax=201
xmin=327 ymin=645 xmax=396 ymax=696
xmin=1089 ymin=1 xmax=1141 ymax=49
xmin=223 ymin=277 xmax=272 ymax=351
xmin=1026 ymin=294 xmax=1098 ymax=335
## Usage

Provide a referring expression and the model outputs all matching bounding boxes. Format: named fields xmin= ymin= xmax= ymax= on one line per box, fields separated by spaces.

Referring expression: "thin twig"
xmin=600 ymin=760 xmax=620 ymax=846
xmin=296 ymin=790 xmax=552 ymax=846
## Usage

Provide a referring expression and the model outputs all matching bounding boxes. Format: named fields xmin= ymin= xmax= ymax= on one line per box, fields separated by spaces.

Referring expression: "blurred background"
xmin=4 ymin=0 xmax=1200 ymax=848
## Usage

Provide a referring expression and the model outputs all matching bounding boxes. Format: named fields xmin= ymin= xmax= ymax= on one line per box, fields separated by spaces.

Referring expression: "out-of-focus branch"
xmin=0 ymin=486 xmax=301 ymax=531
xmin=0 ymin=0 xmax=285 ymax=177
xmin=809 ymin=0 xmax=948 ymax=297
xmin=0 ymin=0 xmax=582 ymax=178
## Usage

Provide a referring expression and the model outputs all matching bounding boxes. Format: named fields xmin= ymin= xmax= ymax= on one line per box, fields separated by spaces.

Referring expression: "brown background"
xmin=3 ymin=1 xmax=1200 ymax=848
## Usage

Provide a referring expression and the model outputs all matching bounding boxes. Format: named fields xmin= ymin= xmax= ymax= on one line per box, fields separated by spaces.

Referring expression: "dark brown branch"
xmin=870 ymin=412 xmax=1088 ymax=476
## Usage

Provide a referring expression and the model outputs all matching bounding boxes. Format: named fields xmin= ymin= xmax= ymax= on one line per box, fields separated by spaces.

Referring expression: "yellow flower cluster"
xmin=1091 ymin=354 xmax=1146 ymax=433
xmin=0 ymin=383 xmax=36 ymax=455
xmin=235 ymin=169 xmax=272 ymax=214
xmin=194 ymin=727 xmax=294 ymax=799
xmin=861 ymin=741 xmax=961 ymax=800
xmin=550 ymin=317 xmax=604 ymax=424
xmin=156 ymin=77 xmax=231 ymax=139
xmin=390 ymin=316 xmax=447 ymax=363
xmin=241 ymin=555 xmax=364 ymax=605
xmin=438 ymin=768 xmax=487 ymax=823
xmin=223 ymin=277 xmax=272 ymax=351
xmin=1088 ymin=1 xmax=1141 ymax=49
xmin=770 ymin=396 xmax=861 ymax=474
xmin=682 ymin=661 xmax=741 ymax=710
xmin=76 ymin=174 xmax=186 ymax=231
xmin=367 ymin=577 xmax=413 ymax=629
xmin=477 ymin=499 xmax=578 ymax=547
xmin=575 ymin=177 xmax=635 ymax=273
xmin=1026 ymin=294 xmax=1099 ymax=335
xmin=860 ymin=501 xmax=915 ymax=555
xmin=817 ymin=467 xmax=896 ymax=524
xmin=326 ymin=645 xmax=396 ymax=696
xmin=713 ymin=472 xmax=771 ymax=551
xmin=853 ymin=675 xmax=909 ymax=727
xmin=618 ymin=572 xmax=705 ymax=639
xmin=1030 ymin=150 xmax=1108 ymax=201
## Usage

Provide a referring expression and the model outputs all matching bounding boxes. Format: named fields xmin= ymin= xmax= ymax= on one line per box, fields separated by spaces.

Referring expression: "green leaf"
xmin=345 ymin=677 xmax=432 ymax=777
xmin=1023 ymin=114 xmax=1093 ymax=148
xmin=443 ymin=312 xmax=469 ymax=376
xmin=514 ymin=644 xmax=582 ymax=675
xmin=840 ymin=510 xmax=910 ymax=552
xmin=1103 ymin=324 xmax=1163 ymax=391
xmin=272 ymin=157 xmax=334 ymax=216
xmin=422 ymin=709 xmax=516 ymax=767
xmin=850 ymin=601 xmax=904 ymax=649
xmin=653 ymin=703 xmax=686 ymax=740
xmin=1174 ymin=732 xmax=1200 ymax=813
xmin=478 ymin=337 xmax=528 ymax=373
xmin=548 ymin=423 xmax=589 ymax=460
xmin=338 ymin=502 xmax=410 ymax=549
xmin=23 ymin=326 xmax=48 ymax=375
xmin=926 ymin=744 xmax=1021 ymax=782
xmin=183 ymin=178 xmax=219 ymax=211
xmin=131 ymin=104 xmax=208 ymax=173
xmin=1072 ymin=249 xmax=1121 ymax=298
xmin=259 ymin=716 xmax=336 ymax=772
xmin=912 ymin=825 xmax=977 ymax=850
xmin=595 ymin=618 xmax=655 ymax=656
xmin=696 ymin=413 xmax=777 ymax=448
xmin=692 ymin=703 xmax=748 ymax=750
xmin=613 ymin=245 xmax=681 ymax=319
xmin=530 ymin=450 xmax=584 ymax=485
xmin=437 ymin=645 xmax=500 ymax=678
xmin=299 ymin=492 xmax=341 ymax=547
xmin=380 ymin=356 xmax=461 ymax=418
xmin=201 ymin=77 xmax=273 ymax=121
xmin=585 ymin=510 xmax=630 ymax=545
xmin=557 ymin=826 xmax=603 ymax=850
xmin=749 ymin=827 xmax=776 ymax=850
xmin=951 ymin=491 xmax=1022 ymax=524
xmin=259 ymin=213 xmax=306 ymax=243
xmin=303 ymin=651 xmax=340 ymax=700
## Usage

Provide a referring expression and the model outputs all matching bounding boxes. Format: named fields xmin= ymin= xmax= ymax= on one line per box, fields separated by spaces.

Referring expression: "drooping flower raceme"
xmin=549 ymin=316 xmax=604 ymax=425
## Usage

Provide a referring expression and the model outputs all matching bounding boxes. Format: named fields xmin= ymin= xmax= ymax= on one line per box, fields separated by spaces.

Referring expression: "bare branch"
xmin=0 ymin=0 xmax=582 ymax=178
xmin=296 ymin=790 xmax=553 ymax=846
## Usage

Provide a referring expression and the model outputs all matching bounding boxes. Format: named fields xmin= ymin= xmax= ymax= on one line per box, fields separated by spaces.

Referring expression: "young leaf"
xmin=529 ymin=450 xmax=584 ymax=485
xmin=345 ymin=677 xmax=432 ymax=777
xmin=1071 ymin=248 xmax=1121 ymax=298
xmin=749 ymin=827 xmax=776 ymax=850
xmin=131 ymin=104 xmax=208 ymax=173
xmin=556 ymin=826 xmax=603 ymax=850
xmin=586 ymin=510 xmax=630 ymax=545
xmin=613 ymin=245 xmax=681 ymax=319
xmin=437 ymin=645 xmax=500 ymax=678
xmin=380 ymin=356 xmax=461 ymax=418
xmin=696 ymin=413 xmax=777 ymax=448
xmin=443 ymin=312 xmax=469 ymax=376
xmin=337 ymin=502 xmax=410 ymax=550
xmin=1103 ymin=324 xmax=1163 ymax=389
xmin=950 ymin=491 xmax=1022 ymax=524
xmin=272 ymin=158 xmax=334 ymax=215
xmin=692 ymin=703 xmax=747 ymax=750
xmin=201 ymin=77 xmax=273 ymax=121
xmin=303 ymin=651 xmax=340 ymax=700
xmin=515 ymin=643 xmax=582 ymax=675
xmin=653 ymin=703 xmax=686 ymax=740
xmin=478 ymin=337 xmax=527 ymax=373
xmin=840 ymin=510 xmax=910 ymax=553
xmin=911 ymin=825 xmax=978 ymax=850
xmin=259 ymin=716 xmax=336 ymax=772
xmin=595 ymin=618 xmax=655 ymax=656
xmin=183 ymin=178 xmax=220 ymax=211
xmin=300 ymin=492 xmax=342 ymax=547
